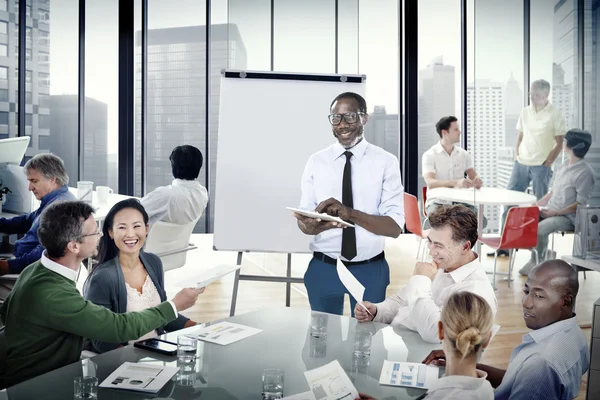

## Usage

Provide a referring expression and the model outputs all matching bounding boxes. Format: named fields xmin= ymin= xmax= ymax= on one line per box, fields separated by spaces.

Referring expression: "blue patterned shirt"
xmin=494 ymin=316 xmax=589 ymax=400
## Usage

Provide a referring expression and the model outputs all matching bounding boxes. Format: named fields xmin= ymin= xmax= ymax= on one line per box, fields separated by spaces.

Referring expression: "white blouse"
xmin=125 ymin=274 xmax=161 ymax=344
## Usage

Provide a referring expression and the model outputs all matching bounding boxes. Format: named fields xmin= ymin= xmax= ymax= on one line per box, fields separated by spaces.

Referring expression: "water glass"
xmin=353 ymin=330 xmax=373 ymax=358
xmin=74 ymin=376 xmax=98 ymax=399
xmin=77 ymin=181 xmax=94 ymax=204
xmin=262 ymin=368 xmax=284 ymax=400
xmin=309 ymin=336 xmax=327 ymax=358
xmin=310 ymin=312 xmax=328 ymax=338
xmin=177 ymin=360 xmax=197 ymax=386
xmin=177 ymin=334 xmax=197 ymax=364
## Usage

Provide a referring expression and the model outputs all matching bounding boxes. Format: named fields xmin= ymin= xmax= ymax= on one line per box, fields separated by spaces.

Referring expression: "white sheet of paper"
xmin=304 ymin=360 xmax=359 ymax=400
xmin=336 ymin=262 xmax=370 ymax=314
xmin=192 ymin=321 xmax=262 ymax=346
xmin=99 ymin=362 xmax=179 ymax=393
xmin=175 ymin=264 xmax=241 ymax=289
xmin=490 ymin=324 xmax=501 ymax=342
xmin=281 ymin=391 xmax=316 ymax=400
xmin=379 ymin=360 xmax=439 ymax=389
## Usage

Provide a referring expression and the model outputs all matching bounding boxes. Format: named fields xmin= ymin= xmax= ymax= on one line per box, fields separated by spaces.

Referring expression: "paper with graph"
xmin=193 ymin=321 xmax=262 ymax=346
xmin=304 ymin=360 xmax=359 ymax=400
xmin=379 ymin=361 xmax=439 ymax=389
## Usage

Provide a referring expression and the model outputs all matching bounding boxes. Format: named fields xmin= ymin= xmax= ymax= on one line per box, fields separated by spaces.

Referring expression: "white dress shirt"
xmin=516 ymin=102 xmax=566 ymax=166
xmin=141 ymin=179 xmax=208 ymax=227
xmin=421 ymin=141 xmax=474 ymax=207
xmin=372 ymin=254 xmax=498 ymax=343
xmin=424 ymin=369 xmax=494 ymax=400
xmin=299 ymin=138 xmax=405 ymax=261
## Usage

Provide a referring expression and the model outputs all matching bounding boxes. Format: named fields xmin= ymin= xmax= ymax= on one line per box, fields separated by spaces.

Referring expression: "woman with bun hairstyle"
xmin=423 ymin=291 xmax=494 ymax=399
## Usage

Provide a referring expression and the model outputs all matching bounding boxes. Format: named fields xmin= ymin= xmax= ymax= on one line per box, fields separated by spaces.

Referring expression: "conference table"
xmin=0 ymin=308 xmax=442 ymax=399
xmin=427 ymin=187 xmax=537 ymax=254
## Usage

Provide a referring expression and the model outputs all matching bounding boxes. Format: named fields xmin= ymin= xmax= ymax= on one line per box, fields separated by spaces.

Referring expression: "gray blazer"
xmin=82 ymin=251 xmax=189 ymax=353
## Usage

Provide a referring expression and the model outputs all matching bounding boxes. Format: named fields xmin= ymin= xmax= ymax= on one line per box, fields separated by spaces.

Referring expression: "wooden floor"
xmin=165 ymin=233 xmax=596 ymax=399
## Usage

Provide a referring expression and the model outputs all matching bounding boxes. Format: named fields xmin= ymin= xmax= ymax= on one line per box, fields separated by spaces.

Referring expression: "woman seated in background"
xmin=421 ymin=291 xmax=494 ymax=400
xmin=83 ymin=198 xmax=203 ymax=353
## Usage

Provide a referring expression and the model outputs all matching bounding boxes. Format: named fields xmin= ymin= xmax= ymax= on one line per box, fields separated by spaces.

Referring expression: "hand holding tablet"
xmin=287 ymin=207 xmax=354 ymax=228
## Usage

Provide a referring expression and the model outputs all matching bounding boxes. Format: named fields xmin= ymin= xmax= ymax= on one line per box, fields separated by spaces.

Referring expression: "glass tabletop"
xmin=2 ymin=307 xmax=442 ymax=399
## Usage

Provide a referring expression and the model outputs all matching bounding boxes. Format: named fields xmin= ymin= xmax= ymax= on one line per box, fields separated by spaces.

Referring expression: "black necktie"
xmin=341 ymin=151 xmax=357 ymax=260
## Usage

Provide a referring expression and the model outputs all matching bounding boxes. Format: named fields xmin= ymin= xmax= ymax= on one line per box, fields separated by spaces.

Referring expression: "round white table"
xmin=427 ymin=187 xmax=537 ymax=254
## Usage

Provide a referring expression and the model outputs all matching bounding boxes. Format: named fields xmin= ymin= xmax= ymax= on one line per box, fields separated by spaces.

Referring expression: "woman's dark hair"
xmin=96 ymin=198 xmax=149 ymax=265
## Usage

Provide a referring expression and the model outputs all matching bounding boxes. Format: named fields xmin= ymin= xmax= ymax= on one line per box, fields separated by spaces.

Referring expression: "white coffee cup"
xmin=96 ymin=186 xmax=113 ymax=203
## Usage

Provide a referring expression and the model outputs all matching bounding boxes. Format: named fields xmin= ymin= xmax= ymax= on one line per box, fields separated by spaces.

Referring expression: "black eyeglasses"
xmin=328 ymin=112 xmax=365 ymax=125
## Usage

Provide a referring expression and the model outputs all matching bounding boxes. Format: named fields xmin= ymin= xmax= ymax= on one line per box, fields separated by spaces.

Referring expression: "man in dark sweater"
xmin=0 ymin=201 xmax=202 ymax=388
xmin=0 ymin=154 xmax=76 ymax=301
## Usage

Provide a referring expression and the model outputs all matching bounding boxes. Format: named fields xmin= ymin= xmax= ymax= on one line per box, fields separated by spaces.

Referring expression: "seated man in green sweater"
xmin=0 ymin=200 xmax=204 ymax=389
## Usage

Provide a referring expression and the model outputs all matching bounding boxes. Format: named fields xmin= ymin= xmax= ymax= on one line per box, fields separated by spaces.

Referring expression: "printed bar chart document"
xmin=193 ymin=321 xmax=262 ymax=345
xmin=99 ymin=362 xmax=179 ymax=393
xmin=304 ymin=360 xmax=359 ymax=400
xmin=379 ymin=361 xmax=439 ymax=389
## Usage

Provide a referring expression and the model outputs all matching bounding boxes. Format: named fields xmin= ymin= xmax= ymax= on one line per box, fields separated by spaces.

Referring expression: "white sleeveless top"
xmin=125 ymin=274 xmax=161 ymax=343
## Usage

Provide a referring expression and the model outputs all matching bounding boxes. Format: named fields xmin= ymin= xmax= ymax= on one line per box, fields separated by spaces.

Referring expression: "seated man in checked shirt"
xmin=355 ymin=204 xmax=497 ymax=343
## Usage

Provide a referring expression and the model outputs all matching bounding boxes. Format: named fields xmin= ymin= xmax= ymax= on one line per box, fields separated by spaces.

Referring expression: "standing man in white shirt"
xmin=294 ymin=92 xmax=405 ymax=316
xmin=355 ymin=204 xmax=497 ymax=343
xmin=141 ymin=145 xmax=209 ymax=227
xmin=422 ymin=116 xmax=486 ymax=227
xmin=492 ymin=79 xmax=566 ymax=257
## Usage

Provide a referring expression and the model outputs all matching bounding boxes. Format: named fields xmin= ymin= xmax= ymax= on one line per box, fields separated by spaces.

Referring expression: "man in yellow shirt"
xmin=491 ymin=79 xmax=566 ymax=257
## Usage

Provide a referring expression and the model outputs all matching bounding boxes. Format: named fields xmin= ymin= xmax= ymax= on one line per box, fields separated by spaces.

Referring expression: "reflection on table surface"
xmin=1 ymin=307 xmax=441 ymax=399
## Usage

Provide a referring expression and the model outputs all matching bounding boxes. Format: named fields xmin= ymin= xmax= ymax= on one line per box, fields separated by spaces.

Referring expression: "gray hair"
xmin=531 ymin=79 xmax=551 ymax=96
xmin=24 ymin=153 xmax=69 ymax=186
xmin=38 ymin=201 xmax=95 ymax=258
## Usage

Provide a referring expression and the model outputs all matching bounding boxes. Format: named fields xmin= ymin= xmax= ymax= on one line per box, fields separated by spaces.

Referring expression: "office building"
xmin=365 ymin=105 xmax=400 ymax=158
xmin=497 ymin=147 xmax=515 ymax=190
xmin=467 ymin=81 xmax=505 ymax=233
xmin=134 ymin=24 xmax=247 ymax=231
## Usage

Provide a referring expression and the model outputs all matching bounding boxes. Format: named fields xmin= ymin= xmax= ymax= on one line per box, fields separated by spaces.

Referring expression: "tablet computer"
xmin=133 ymin=338 xmax=178 ymax=356
xmin=286 ymin=207 xmax=354 ymax=228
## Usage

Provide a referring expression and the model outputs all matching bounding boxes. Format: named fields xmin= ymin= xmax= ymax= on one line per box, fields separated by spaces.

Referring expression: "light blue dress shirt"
xmin=494 ymin=316 xmax=589 ymax=400
xmin=299 ymin=138 xmax=404 ymax=262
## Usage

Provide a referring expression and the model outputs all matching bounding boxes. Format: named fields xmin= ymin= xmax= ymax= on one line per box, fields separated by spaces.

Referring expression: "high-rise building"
xmin=553 ymin=0 xmax=578 ymax=131
xmin=418 ymin=57 xmax=455 ymax=192
xmin=0 ymin=1 xmax=50 ymax=157
xmin=551 ymin=63 xmax=573 ymax=130
xmin=467 ymin=81 xmax=505 ymax=233
xmin=45 ymin=95 xmax=110 ymax=189
xmin=497 ymin=146 xmax=515 ymax=190
xmin=504 ymin=73 xmax=522 ymax=147
xmin=365 ymin=105 xmax=400 ymax=157
xmin=134 ymin=24 xmax=247 ymax=231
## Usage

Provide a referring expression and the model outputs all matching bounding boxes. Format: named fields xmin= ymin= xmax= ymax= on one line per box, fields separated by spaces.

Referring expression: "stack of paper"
xmin=379 ymin=360 xmax=439 ymax=389
xmin=99 ymin=362 xmax=179 ymax=393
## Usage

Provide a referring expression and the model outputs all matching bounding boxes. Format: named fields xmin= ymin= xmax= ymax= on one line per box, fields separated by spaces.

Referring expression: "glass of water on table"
xmin=177 ymin=334 xmax=197 ymax=363
xmin=262 ymin=368 xmax=284 ymax=399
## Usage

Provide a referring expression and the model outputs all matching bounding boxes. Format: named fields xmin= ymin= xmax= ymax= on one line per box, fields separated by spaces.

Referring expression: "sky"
xmin=47 ymin=0 xmax=558 ymax=153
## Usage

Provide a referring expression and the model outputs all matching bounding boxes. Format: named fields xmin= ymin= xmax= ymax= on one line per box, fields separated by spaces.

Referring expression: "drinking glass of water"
xmin=310 ymin=312 xmax=328 ymax=338
xmin=262 ymin=368 xmax=284 ymax=399
xmin=177 ymin=334 xmax=197 ymax=364
xmin=353 ymin=330 xmax=373 ymax=358
xmin=74 ymin=376 xmax=98 ymax=399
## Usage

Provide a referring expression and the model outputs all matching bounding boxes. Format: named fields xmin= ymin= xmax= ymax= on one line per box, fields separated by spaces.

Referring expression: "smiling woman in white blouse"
xmin=83 ymin=198 xmax=203 ymax=354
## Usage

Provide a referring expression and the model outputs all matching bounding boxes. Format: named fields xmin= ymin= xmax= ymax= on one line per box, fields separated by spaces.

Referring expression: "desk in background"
xmin=0 ymin=308 xmax=441 ymax=400
xmin=67 ymin=187 xmax=139 ymax=225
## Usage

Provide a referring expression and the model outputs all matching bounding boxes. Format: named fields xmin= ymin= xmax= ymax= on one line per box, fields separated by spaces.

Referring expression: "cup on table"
xmin=74 ymin=376 xmax=98 ymax=399
xmin=177 ymin=334 xmax=197 ymax=364
xmin=310 ymin=312 xmax=328 ymax=338
xmin=77 ymin=181 xmax=94 ymax=204
xmin=353 ymin=330 xmax=373 ymax=358
xmin=176 ymin=359 xmax=197 ymax=386
xmin=261 ymin=368 xmax=284 ymax=400
xmin=309 ymin=336 xmax=327 ymax=358
xmin=96 ymin=186 xmax=113 ymax=203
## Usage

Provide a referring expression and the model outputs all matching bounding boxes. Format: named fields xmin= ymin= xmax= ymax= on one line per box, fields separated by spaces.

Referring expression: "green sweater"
xmin=0 ymin=260 xmax=177 ymax=388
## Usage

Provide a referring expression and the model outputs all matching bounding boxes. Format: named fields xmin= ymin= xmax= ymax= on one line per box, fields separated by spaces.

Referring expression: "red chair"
xmin=404 ymin=193 xmax=430 ymax=261
xmin=422 ymin=187 xmax=428 ymax=218
xmin=478 ymin=206 xmax=539 ymax=289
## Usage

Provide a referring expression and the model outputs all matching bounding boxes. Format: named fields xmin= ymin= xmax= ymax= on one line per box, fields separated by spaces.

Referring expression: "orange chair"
xmin=404 ymin=193 xmax=430 ymax=261
xmin=422 ymin=187 xmax=428 ymax=218
xmin=478 ymin=206 xmax=539 ymax=289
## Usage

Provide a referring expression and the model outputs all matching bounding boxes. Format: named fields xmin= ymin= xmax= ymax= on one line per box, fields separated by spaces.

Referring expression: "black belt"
xmin=313 ymin=251 xmax=385 ymax=267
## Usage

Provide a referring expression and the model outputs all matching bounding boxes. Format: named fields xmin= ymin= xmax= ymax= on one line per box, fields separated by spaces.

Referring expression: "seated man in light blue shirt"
xmin=294 ymin=92 xmax=405 ymax=316
xmin=423 ymin=259 xmax=589 ymax=400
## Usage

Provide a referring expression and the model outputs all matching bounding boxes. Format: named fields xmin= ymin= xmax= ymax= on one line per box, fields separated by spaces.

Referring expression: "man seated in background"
xmin=141 ymin=145 xmax=208 ymax=227
xmin=355 ymin=204 xmax=497 ymax=343
xmin=518 ymin=129 xmax=596 ymax=276
xmin=422 ymin=116 xmax=486 ymax=227
xmin=0 ymin=153 xmax=75 ymax=301
xmin=423 ymin=260 xmax=589 ymax=400
xmin=0 ymin=201 xmax=202 ymax=388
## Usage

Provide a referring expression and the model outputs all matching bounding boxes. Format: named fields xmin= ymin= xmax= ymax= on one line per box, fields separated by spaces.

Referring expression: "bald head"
xmin=523 ymin=260 xmax=578 ymax=330
xmin=529 ymin=259 xmax=579 ymax=299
